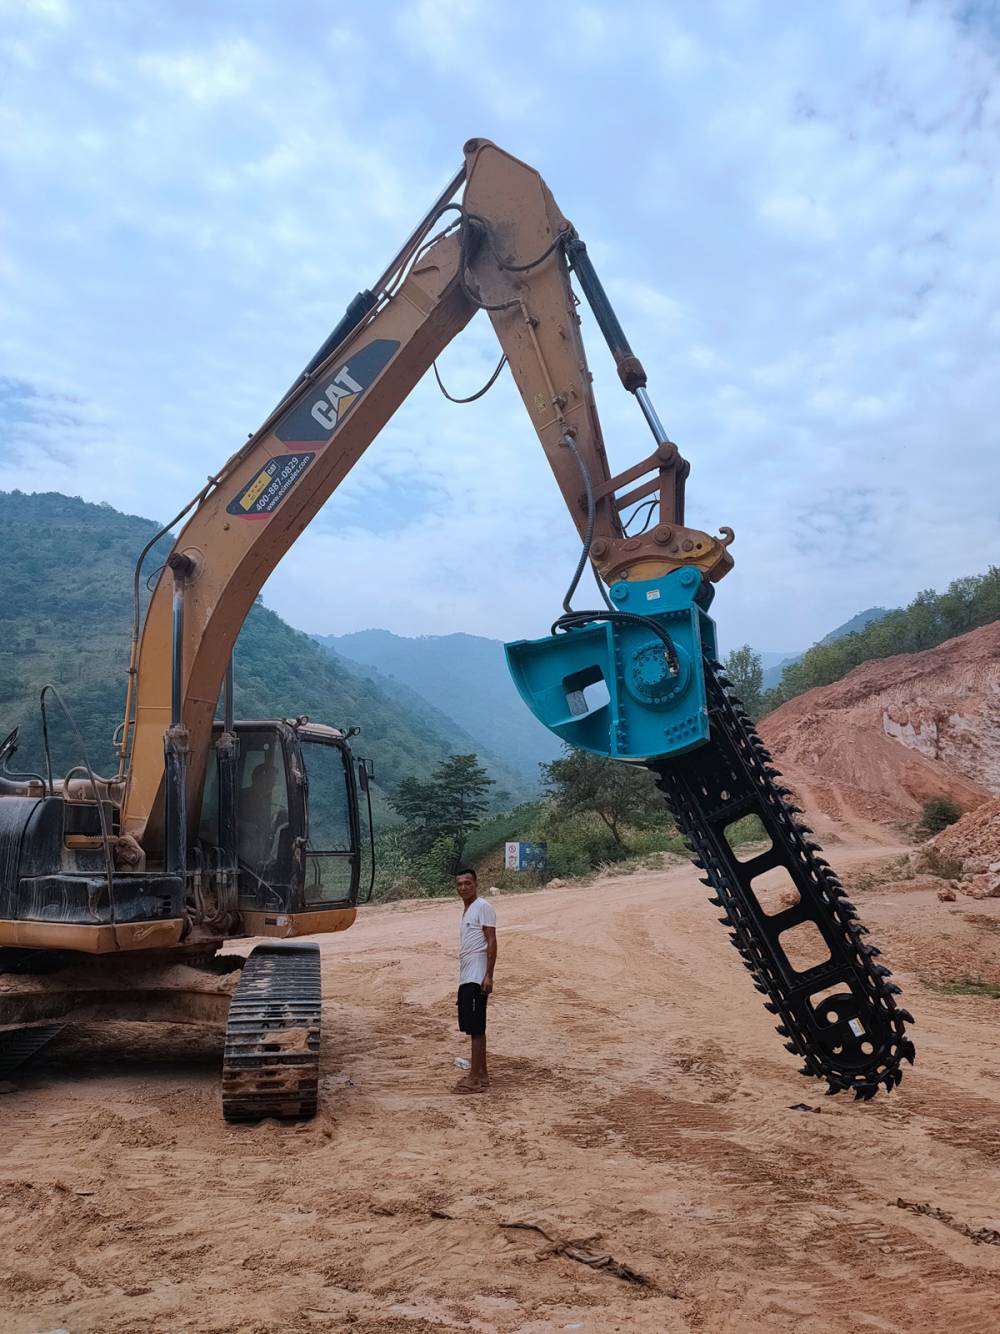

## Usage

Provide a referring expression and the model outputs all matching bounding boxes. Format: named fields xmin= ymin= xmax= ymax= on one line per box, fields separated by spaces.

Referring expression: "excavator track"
xmin=647 ymin=658 xmax=915 ymax=1099
xmin=221 ymin=941 xmax=321 ymax=1122
xmin=0 ymin=1023 xmax=64 ymax=1075
xmin=0 ymin=950 xmax=70 ymax=1075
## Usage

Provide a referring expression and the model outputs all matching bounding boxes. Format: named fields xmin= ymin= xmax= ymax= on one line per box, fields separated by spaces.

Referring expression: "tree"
xmin=392 ymin=775 xmax=448 ymax=850
xmin=541 ymin=748 xmax=662 ymax=849
xmin=917 ymin=797 xmax=963 ymax=838
xmin=760 ymin=565 xmax=1000 ymax=711
xmin=723 ymin=645 xmax=763 ymax=720
xmin=390 ymin=753 xmax=495 ymax=859
xmin=431 ymin=754 xmax=495 ymax=858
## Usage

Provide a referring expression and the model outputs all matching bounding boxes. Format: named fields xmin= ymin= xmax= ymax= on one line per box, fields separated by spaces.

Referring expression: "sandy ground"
xmin=2 ymin=842 xmax=999 ymax=1334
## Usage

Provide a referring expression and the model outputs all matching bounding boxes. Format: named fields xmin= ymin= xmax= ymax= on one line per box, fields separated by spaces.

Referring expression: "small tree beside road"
xmin=391 ymin=753 xmax=495 ymax=860
xmin=723 ymin=644 xmax=764 ymax=720
xmin=541 ymin=748 xmax=663 ymax=850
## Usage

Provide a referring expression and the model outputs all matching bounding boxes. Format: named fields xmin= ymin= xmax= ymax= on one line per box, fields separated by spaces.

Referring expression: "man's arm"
xmin=481 ymin=926 xmax=497 ymax=995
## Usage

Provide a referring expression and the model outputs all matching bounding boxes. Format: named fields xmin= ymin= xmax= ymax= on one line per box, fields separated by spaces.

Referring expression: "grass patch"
xmin=923 ymin=976 xmax=1000 ymax=999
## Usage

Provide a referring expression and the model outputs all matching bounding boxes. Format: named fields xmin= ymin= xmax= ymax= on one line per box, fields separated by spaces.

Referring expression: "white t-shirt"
xmin=458 ymin=896 xmax=496 ymax=986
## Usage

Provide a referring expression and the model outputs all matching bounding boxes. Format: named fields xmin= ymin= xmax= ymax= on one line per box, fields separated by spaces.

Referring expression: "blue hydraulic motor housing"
xmin=505 ymin=568 xmax=719 ymax=763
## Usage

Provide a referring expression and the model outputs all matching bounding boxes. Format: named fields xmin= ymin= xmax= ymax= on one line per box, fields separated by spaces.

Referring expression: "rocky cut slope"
xmin=758 ymin=621 xmax=1000 ymax=831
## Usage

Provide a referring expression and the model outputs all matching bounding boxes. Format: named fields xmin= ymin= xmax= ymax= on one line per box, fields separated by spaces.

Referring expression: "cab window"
xmin=236 ymin=733 xmax=290 ymax=877
xmin=301 ymin=739 xmax=357 ymax=905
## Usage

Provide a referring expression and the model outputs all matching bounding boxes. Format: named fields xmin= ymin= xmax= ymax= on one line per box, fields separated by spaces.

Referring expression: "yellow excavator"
xmin=0 ymin=140 xmax=914 ymax=1118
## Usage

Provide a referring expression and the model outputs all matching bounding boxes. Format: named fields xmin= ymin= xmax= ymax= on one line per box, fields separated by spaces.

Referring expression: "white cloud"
xmin=759 ymin=192 xmax=839 ymax=243
xmin=137 ymin=39 xmax=267 ymax=104
xmin=0 ymin=0 xmax=997 ymax=663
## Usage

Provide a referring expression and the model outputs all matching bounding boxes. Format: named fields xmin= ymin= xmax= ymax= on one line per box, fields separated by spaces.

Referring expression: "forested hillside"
xmin=0 ymin=491 xmax=504 ymax=795
xmin=761 ymin=570 xmax=1000 ymax=712
xmin=760 ymin=607 xmax=889 ymax=689
xmin=316 ymin=627 xmax=564 ymax=786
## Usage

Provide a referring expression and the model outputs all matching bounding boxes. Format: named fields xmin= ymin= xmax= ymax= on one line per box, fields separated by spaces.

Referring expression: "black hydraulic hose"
xmin=559 ymin=432 xmax=613 ymax=614
xmin=129 ymin=488 xmax=210 ymax=659
xmin=555 ymin=435 xmax=680 ymax=676
xmin=363 ymin=769 xmax=376 ymax=904
xmin=433 ymin=352 xmax=507 ymax=403
xmin=456 ymin=210 xmax=572 ymax=315
xmin=39 ymin=683 xmax=116 ymax=910
xmin=462 ymin=210 xmax=569 ymax=273
xmin=119 ymin=481 xmax=215 ymax=780
xmin=1 ymin=727 xmax=47 ymax=786
xmin=552 ymin=608 xmax=681 ymax=677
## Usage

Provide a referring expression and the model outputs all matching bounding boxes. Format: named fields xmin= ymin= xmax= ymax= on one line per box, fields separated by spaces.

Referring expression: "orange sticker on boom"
xmin=227 ymin=453 xmax=315 ymax=519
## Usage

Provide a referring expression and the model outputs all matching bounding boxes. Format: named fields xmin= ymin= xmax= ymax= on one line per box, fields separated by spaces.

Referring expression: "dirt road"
xmin=2 ymin=847 xmax=999 ymax=1333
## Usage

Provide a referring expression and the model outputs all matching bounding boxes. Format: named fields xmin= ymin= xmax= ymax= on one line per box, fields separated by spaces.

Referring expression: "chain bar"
xmin=647 ymin=660 xmax=915 ymax=1099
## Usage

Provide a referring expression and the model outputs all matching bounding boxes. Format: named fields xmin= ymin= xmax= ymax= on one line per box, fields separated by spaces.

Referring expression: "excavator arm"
xmin=122 ymin=139 xmax=732 ymax=851
xmin=120 ymin=138 xmax=913 ymax=1102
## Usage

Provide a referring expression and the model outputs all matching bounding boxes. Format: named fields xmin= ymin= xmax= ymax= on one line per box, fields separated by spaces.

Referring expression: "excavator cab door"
xmin=296 ymin=728 xmax=362 ymax=909
xmin=204 ymin=721 xmax=363 ymax=917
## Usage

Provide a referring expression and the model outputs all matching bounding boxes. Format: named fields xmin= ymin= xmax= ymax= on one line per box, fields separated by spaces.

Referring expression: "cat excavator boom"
xmin=0 ymin=140 xmax=913 ymax=1118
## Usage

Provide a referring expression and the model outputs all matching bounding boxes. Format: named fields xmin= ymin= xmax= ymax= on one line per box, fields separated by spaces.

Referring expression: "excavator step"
xmin=221 ymin=941 xmax=321 ymax=1123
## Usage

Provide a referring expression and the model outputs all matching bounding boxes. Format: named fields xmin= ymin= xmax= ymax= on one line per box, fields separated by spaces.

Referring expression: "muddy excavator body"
xmin=0 ymin=718 xmax=370 ymax=1120
xmin=0 ymin=719 xmax=368 ymax=954
xmin=0 ymin=137 xmax=914 ymax=1117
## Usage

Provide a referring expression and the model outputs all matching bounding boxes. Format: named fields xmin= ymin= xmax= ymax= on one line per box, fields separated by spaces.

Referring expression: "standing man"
xmin=454 ymin=867 xmax=496 ymax=1094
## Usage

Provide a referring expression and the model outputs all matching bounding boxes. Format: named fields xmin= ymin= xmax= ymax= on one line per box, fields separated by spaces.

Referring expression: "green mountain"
xmin=0 ymin=491 xmax=503 ymax=799
xmin=760 ymin=607 xmax=890 ymax=689
xmin=760 ymin=571 xmax=1000 ymax=711
xmin=310 ymin=647 xmax=533 ymax=805
xmin=818 ymin=607 xmax=891 ymax=645
xmin=314 ymin=628 xmax=565 ymax=788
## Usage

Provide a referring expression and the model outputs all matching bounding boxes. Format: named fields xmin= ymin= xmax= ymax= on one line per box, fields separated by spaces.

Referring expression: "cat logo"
xmin=273 ymin=339 xmax=400 ymax=450
xmin=310 ymin=367 xmax=364 ymax=430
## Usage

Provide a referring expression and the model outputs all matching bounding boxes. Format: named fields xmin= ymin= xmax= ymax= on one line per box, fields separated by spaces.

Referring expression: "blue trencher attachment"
xmin=505 ymin=568 xmax=719 ymax=762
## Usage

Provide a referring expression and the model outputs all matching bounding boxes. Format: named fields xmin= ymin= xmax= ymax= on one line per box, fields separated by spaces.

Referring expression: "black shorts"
xmin=457 ymin=982 xmax=488 ymax=1036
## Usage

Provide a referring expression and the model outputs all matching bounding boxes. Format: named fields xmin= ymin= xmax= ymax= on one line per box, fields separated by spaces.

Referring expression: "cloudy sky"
xmin=1 ymin=0 xmax=998 ymax=656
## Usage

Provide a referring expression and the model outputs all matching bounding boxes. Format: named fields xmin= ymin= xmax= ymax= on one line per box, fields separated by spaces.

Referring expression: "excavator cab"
xmin=198 ymin=719 xmax=373 ymax=932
